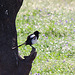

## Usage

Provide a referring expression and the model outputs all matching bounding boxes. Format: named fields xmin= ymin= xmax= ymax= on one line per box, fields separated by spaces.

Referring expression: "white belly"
xmin=31 ymin=37 xmax=37 ymax=44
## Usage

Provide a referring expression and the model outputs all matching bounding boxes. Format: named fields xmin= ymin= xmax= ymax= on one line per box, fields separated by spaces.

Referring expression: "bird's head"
xmin=34 ymin=31 xmax=40 ymax=36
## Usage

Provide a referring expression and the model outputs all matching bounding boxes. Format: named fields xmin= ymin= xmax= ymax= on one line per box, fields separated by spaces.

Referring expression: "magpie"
xmin=12 ymin=31 xmax=40 ymax=49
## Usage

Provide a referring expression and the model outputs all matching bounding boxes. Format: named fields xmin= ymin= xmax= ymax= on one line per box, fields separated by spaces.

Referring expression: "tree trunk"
xmin=0 ymin=0 xmax=37 ymax=75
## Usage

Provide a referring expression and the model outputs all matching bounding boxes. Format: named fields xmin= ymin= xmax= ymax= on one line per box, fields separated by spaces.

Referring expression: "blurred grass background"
xmin=16 ymin=0 xmax=75 ymax=75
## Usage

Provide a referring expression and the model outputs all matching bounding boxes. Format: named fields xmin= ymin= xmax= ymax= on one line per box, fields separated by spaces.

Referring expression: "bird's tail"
xmin=12 ymin=42 xmax=26 ymax=50
xmin=17 ymin=42 xmax=26 ymax=47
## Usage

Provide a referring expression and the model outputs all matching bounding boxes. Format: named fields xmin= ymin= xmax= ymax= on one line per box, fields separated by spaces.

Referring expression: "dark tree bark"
xmin=0 ymin=0 xmax=37 ymax=75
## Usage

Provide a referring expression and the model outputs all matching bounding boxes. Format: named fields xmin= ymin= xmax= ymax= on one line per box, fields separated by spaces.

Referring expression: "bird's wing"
xmin=26 ymin=34 xmax=35 ymax=41
xmin=30 ymin=34 xmax=35 ymax=38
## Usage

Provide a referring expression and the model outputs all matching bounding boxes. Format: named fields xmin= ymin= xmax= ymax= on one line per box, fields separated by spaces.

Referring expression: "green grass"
xmin=16 ymin=0 xmax=75 ymax=75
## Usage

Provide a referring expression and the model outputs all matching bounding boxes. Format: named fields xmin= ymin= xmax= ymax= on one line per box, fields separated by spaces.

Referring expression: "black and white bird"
xmin=12 ymin=31 xmax=40 ymax=49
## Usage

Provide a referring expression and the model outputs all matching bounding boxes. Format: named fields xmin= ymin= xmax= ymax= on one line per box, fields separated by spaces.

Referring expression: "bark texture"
xmin=0 ymin=0 xmax=37 ymax=75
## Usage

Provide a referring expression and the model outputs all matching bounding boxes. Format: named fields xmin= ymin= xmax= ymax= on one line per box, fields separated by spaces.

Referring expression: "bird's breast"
xmin=31 ymin=37 xmax=37 ymax=44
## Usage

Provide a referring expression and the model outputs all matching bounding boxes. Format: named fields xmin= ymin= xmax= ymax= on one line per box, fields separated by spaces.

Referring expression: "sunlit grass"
xmin=16 ymin=0 xmax=75 ymax=75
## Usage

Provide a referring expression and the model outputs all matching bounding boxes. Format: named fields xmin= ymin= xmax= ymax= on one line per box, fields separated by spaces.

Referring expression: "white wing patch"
xmin=30 ymin=34 xmax=35 ymax=38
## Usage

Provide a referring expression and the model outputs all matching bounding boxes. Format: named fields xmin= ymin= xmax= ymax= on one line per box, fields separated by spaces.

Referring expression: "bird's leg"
xmin=24 ymin=46 xmax=36 ymax=59
xmin=31 ymin=45 xmax=34 ymax=48
xmin=31 ymin=45 xmax=36 ymax=51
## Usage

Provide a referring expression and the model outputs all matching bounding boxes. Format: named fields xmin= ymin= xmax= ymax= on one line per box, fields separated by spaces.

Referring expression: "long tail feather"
xmin=17 ymin=42 xmax=26 ymax=47
xmin=12 ymin=42 xmax=26 ymax=50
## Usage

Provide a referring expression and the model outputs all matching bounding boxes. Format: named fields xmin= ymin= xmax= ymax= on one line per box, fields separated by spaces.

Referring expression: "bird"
xmin=12 ymin=31 xmax=40 ymax=49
